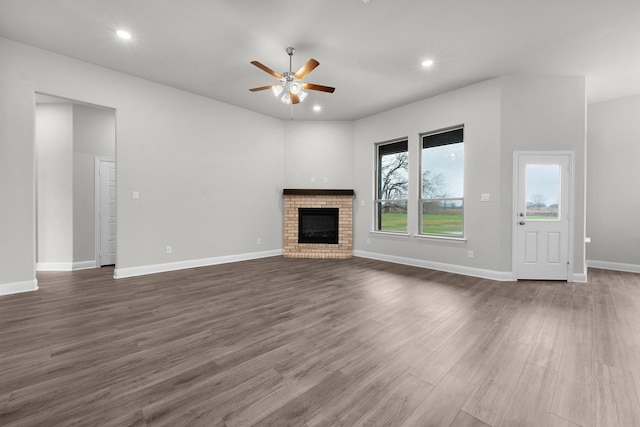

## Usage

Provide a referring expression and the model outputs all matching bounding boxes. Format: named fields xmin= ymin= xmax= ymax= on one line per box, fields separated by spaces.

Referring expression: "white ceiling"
xmin=2 ymin=0 xmax=640 ymax=121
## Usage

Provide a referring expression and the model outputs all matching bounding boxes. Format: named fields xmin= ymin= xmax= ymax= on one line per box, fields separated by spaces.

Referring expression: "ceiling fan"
xmin=249 ymin=47 xmax=335 ymax=105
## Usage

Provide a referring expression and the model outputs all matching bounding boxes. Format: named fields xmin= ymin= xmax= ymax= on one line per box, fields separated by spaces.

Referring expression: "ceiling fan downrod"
xmin=285 ymin=47 xmax=295 ymax=81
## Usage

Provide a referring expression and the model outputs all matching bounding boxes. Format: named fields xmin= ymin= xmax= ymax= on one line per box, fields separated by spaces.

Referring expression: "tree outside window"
xmin=376 ymin=140 xmax=408 ymax=232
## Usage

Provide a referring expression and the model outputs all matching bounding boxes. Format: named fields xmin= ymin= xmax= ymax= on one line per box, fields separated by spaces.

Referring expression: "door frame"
xmin=512 ymin=151 xmax=576 ymax=281
xmin=94 ymin=157 xmax=115 ymax=267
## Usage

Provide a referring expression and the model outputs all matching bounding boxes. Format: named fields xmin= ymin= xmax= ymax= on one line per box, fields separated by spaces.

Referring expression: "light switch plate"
xmin=480 ymin=193 xmax=490 ymax=202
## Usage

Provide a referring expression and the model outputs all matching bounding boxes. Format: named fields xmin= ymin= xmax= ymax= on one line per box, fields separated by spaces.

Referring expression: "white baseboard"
xmin=572 ymin=272 xmax=588 ymax=283
xmin=36 ymin=260 xmax=97 ymax=271
xmin=0 ymin=279 xmax=38 ymax=296
xmin=353 ymin=250 xmax=515 ymax=281
xmin=73 ymin=260 xmax=97 ymax=270
xmin=37 ymin=262 xmax=72 ymax=271
xmin=586 ymin=259 xmax=640 ymax=274
xmin=114 ymin=249 xmax=284 ymax=279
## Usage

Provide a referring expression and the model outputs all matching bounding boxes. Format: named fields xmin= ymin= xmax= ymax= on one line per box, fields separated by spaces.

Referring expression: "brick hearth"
xmin=283 ymin=189 xmax=354 ymax=259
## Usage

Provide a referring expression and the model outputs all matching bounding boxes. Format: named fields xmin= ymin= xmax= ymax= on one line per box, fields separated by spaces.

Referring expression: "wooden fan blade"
xmin=290 ymin=92 xmax=300 ymax=104
xmin=249 ymin=85 xmax=275 ymax=92
xmin=250 ymin=61 xmax=283 ymax=79
xmin=294 ymin=58 xmax=320 ymax=80
xmin=302 ymin=83 xmax=335 ymax=93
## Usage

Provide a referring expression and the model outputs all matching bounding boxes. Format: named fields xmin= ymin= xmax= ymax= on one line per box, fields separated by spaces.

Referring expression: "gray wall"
xmin=36 ymin=104 xmax=74 ymax=265
xmin=0 ymin=36 xmax=284 ymax=292
xmin=283 ymin=120 xmax=355 ymax=189
xmin=0 ymin=41 xmax=37 ymax=288
xmin=500 ymin=75 xmax=587 ymax=277
xmin=353 ymin=79 xmax=505 ymax=275
xmin=587 ymin=94 xmax=640 ymax=269
xmin=352 ymin=76 xmax=587 ymax=280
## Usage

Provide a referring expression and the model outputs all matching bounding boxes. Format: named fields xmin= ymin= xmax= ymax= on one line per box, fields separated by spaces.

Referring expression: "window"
xmin=376 ymin=139 xmax=408 ymax=233
xmin=525 ymin=164 xmax=560 ymax=220
xmin=420 ymin=127 xmax=464 ymax=237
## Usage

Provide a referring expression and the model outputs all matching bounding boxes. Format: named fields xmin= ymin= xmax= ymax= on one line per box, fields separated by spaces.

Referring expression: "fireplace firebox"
xmin=298 ymin=208 xmax=339 ymax=244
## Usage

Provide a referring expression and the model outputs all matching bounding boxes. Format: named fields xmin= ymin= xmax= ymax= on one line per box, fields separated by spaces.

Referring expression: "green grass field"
xmin=421 ymin=213 xmax=463 ymax=235
xmin=526 ymin=215 xmax=558 ymax=220
xmin=379 ymin=213 xmax=408 ymax=232
xmin=379 ymin=213 xmax=463 ymax=235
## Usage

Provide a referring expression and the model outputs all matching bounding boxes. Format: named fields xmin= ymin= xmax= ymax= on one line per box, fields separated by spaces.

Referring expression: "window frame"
xmin=375 ymin=138 xmax=409 ymax=234
xmin=419 ymin=126 xmax=465 ymax=239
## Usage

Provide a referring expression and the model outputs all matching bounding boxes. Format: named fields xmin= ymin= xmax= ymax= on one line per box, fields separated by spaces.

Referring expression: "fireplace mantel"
xmin=283 ymin=189 xmax=355 ymax=196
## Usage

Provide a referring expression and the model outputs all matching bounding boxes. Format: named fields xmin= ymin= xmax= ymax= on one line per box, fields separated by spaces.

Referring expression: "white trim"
xmin=572 ymin=272 xmax=588 ymax=283
xmin=95 ymin=157 xmax=115 ymax=268
xmin=36 ymin=260 xmax=97 ymax=271
xmin=0 ymin=279 xmax=38 ymax=296
xmin=512 ymin=151 xmax=576 ymax=281
xmin=587 ymin=259 xmax=640 ymax=274
xmin=413 ymin=234 xmax=467 ymax=243
xmin=37 ymin=262 xmax=73 ymax=271
xmin=113 ymin=249 xmax=284 ymax=279
xmin=94 ymin=158 xmax=101 ymax=267
xmin=369 ymin=231 xmax=410 ymax=239
xmin=353 ymin=250 xmax=514 ymax=281
xmin=73 ymin=260 xmax=97 ymax=270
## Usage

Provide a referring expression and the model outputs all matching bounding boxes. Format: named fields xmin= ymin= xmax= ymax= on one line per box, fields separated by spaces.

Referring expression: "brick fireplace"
xmin=283 ymin=189 xmax=355 ymax=259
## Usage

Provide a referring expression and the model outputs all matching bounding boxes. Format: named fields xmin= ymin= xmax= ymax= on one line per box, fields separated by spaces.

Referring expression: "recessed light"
xmin=116 ymin=30 xmax=132 ymax=40
xmin=421 ymin=59 xmax=434 ymax=68
xmin=313 ymin=105 xmax=322 ymax=112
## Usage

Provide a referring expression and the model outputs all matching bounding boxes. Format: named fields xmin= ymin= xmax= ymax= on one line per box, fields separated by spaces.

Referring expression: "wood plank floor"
xmin=1 ymin=257 xmax=640 ymax=426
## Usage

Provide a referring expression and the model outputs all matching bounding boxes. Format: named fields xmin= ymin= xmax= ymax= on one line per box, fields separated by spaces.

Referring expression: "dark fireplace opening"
xmin=298 ymin=208 xmax=339 ymax=244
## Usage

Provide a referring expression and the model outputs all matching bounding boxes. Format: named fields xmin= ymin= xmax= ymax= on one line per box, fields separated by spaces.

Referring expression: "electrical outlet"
xmin=165 ymin=246 xmax=172 ymax=254
xmin=366 ymin=238 xmax=371 ymax=245
xmin=468 ymin=250 xmax=474 ymax=258
xmin=257 ymin=238 xmax=261 ymax=245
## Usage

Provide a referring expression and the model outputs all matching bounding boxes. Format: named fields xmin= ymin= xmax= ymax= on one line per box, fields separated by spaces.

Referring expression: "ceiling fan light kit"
xmin=249 ymin=47 xmax=335 ymax=106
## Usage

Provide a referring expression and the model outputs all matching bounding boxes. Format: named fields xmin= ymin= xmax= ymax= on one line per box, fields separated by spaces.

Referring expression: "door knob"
xmin=519 ymin=221 xmax=526 ymax=225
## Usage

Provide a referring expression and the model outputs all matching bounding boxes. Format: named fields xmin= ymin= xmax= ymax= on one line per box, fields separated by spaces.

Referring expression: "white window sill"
xmin=414 ymin=234 xmax=467 ymax=243
xmin=369 ymin=231 xmax=411 ymax=239
xmin=369 ymin=231 xmax=467 ymax=243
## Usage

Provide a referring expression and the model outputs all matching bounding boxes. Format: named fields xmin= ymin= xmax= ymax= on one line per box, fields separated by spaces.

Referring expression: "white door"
xmin=515 ymin=153 xmax=570 ymax=280
xmin=99 ymin=161 xmax=116 ymax=266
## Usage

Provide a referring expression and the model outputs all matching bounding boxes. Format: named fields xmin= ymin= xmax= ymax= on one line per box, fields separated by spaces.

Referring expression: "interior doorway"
xmin=35 ymin=93 xmax=116 ymax=271
xmin=513 ymin=152 xmax=574 ymax=280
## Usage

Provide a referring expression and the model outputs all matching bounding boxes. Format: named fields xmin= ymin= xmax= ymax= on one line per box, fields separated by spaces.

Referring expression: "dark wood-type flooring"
xmin=1 ymin=257 xmax=640 ymax=426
